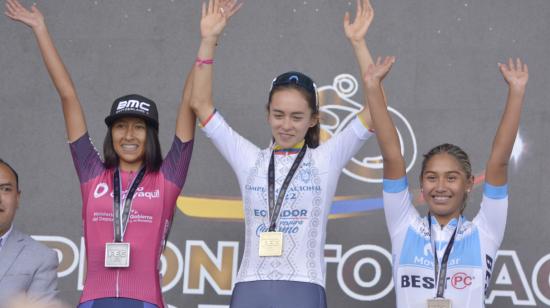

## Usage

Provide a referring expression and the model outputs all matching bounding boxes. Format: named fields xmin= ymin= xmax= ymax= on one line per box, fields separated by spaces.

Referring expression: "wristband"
xmin=196 ymin=58 xmax=214 ymax=67
xmin=199 ymin=109 xmax=217 ymax=128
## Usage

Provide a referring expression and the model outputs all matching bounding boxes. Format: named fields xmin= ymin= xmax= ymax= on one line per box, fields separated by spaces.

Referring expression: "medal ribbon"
xmin=267 ymin=144 xmax=307 ymax=232
xmin=429 ymin=213 xmax=459 ymax=298
xmin=113 ymin=167 xmax=146 ymax=242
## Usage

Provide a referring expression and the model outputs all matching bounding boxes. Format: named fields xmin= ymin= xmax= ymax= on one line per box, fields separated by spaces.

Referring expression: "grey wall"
xmin=1 ymin=0 xmax=549 ymax=307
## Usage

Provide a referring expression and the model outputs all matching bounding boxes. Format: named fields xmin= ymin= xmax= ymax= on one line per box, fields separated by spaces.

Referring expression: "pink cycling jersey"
xmin=70 ymin=133 xmax=193 ymax=308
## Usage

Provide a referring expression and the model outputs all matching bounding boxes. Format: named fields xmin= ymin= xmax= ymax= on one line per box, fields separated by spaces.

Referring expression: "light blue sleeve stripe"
xmin=383 ymin=177 xmax=408 ymax=193
xmin=483 ymin=182 xmax=508 ymax=199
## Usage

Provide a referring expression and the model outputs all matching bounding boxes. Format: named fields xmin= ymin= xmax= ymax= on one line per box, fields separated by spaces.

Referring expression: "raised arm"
xmin=364 ymin=56 xmax=404 ymax=179
xmin=5 ymin=0 xmax=86 ymax=142
xmin=175 ymin=66 xmax=196 ymax=142
xmin=344 ymin=0 xmax=383 ymax=128
xmin=190 ymin=0 xmax=242 ymax=123
xmin=485 ymin=58 xmax=528 ymax=186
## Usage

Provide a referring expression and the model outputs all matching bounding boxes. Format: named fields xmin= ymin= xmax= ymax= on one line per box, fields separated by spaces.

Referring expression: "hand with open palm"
xmin=499 ymin=58 xmax=528 ymax=90
xmin=200 ymin=0 xmax=242 ymax=43
xmin=5 ymin=0 xmax=45 ymax=30
xmin=344 ymin=0 xmax=374 ymax=44
xmin=364 ymin=56 xmax=396 ymax=86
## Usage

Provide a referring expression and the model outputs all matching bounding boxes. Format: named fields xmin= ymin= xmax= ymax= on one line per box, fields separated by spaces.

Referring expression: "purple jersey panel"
xmin=160 ymin=137 xmax=194 ymax=189
xmin=69 ymin=132 xmax=105 ymax=184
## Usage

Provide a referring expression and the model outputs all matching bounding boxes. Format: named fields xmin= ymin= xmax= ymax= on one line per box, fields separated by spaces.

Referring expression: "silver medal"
xmin=105 ymin=242 xmax=130 ymax=268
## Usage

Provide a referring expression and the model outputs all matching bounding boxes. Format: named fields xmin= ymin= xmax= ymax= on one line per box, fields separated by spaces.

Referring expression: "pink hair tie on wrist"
xmin=196 ymin=58 xmax=214 ymax=67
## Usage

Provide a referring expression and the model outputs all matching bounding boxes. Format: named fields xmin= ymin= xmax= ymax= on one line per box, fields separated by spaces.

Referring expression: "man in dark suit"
xmin=0 ymin=159 xmax=58 ymax=304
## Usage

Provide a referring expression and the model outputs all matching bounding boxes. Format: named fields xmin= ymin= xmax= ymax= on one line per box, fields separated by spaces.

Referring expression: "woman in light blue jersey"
xmin=364 ymin=56 xmax=528 ymax=308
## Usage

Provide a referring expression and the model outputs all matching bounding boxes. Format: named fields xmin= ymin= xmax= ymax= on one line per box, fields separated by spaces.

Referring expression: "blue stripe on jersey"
xmin=483 ymin=182 xmax=508 ymax=199
xmin=383 ymin=177 xmax=408 ymax=193
xmin=399 ymin=225 xmax=482 ymax=269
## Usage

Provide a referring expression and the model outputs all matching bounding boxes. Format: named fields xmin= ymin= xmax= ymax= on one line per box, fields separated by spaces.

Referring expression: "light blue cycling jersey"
xmin=383 ymin=177 xmax=508 ymax=308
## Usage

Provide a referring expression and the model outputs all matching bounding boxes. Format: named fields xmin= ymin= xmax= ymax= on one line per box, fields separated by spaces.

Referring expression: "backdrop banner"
xmin=1 ymin=0 xmax=549 ymax=307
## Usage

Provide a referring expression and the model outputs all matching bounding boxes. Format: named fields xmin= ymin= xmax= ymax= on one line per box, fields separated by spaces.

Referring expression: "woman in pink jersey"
xmin=4 ymin=0 xmax=241 ymax=307
xmin=364 ymin=55 xmax=528 ymax=308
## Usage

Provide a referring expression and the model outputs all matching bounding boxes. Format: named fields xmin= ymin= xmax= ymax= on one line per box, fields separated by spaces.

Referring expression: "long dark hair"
xmin=103 ymin=123 xmax=163 ymax=172
xmin=267 ymin=84 xmax=320 ymax=148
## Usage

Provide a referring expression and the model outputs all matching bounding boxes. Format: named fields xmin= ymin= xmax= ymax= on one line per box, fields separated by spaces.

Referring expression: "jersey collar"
xmin=273 ymin=140 xmax=305 ymax=155
xmin=429 ymin=214 xmax=462 ymax=230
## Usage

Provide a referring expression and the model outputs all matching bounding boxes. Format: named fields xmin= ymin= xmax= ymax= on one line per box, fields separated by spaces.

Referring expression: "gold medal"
xmin=427 ymin=298 xmax=452 ymax=308
xmin=105 ymin=242 xmax=131 ymax=267
xmin=263 ymin=145 xmax=306 ymax=258
xmin=258 ymin=232 xmax=283 ymax=257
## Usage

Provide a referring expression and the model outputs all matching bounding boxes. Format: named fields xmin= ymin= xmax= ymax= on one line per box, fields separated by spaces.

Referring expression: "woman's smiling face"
xmin=421 ymin=153 xmax=473 ymax=225
xmin=267 ymin=88 xmax=317 ymax=149
xmin=111 ymin=117 xmax=147 ymax=171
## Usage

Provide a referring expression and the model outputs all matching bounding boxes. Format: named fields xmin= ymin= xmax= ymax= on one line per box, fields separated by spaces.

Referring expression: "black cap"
xmin=105 ymin=94 xmax=159 ymax=130
xmin=270 ymin=71 xmax=318 ymax=107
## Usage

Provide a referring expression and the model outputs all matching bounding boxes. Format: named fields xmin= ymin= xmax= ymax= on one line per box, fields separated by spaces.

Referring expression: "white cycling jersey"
xmin=202 ymin=112 xmax=372 ymax=287
xmin=383 ymin=177 xmax=508 ymax=308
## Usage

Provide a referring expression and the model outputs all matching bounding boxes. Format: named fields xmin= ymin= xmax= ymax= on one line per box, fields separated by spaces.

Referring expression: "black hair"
xmin=103 ymin=123 xmax=163 ymax=172
xmin=0 ymin=158 xmax=20 ymax=191
xmin=267 ymin=84 xmax=321 ymax=148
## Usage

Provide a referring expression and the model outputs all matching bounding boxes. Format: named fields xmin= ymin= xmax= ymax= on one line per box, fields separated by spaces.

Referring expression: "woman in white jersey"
xmin=190 ymin=0 xmax=379 ymax=306
xmin=364 ymin=56 xmax=528 ymax=308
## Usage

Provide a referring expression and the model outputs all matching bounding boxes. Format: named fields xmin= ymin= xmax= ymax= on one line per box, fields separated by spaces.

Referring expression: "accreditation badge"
xmin=105 ymin=242 xmax=131 ymax=267
xmin=427 ymin=298 xmax=452 ymax=308
xmin=259 ymin=232 xmax=283 ymax=257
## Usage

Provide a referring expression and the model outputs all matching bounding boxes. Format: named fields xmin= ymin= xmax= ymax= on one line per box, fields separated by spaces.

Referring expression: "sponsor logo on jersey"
xmin=484 ymin=254 xmax=494 ymax=294
xmin=253 ymin=209 xmax=309 ymax=236
xmin=253 ymin=209 xmax=308 ymax=218
xmin=94 ymin=182 xmax=109 ymax=198
xmin=451 ymin=272 xmax=473 ymax=289
xmin=401 ymin=274 xmax=437 ymax=289
xmin=92 ymin=183 xmax=160 ymax=200
xmin=91 ymin=209 xmax=153 ymax=224
xmin=255 ymin=223 xmax=302 ymax=235
xmin=400 ymin=273 xmax=475 ymax=290
xmin=399 ymin=226 xmax=482 ymax=269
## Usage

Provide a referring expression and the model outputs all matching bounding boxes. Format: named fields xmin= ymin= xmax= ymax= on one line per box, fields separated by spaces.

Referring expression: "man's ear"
xmin=16 ymin=190 xmax=21 ymax=209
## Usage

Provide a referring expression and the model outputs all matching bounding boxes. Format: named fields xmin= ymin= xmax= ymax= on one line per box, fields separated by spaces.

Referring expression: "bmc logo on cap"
xmin=117 ymin=100 xmax=150 ymax=112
